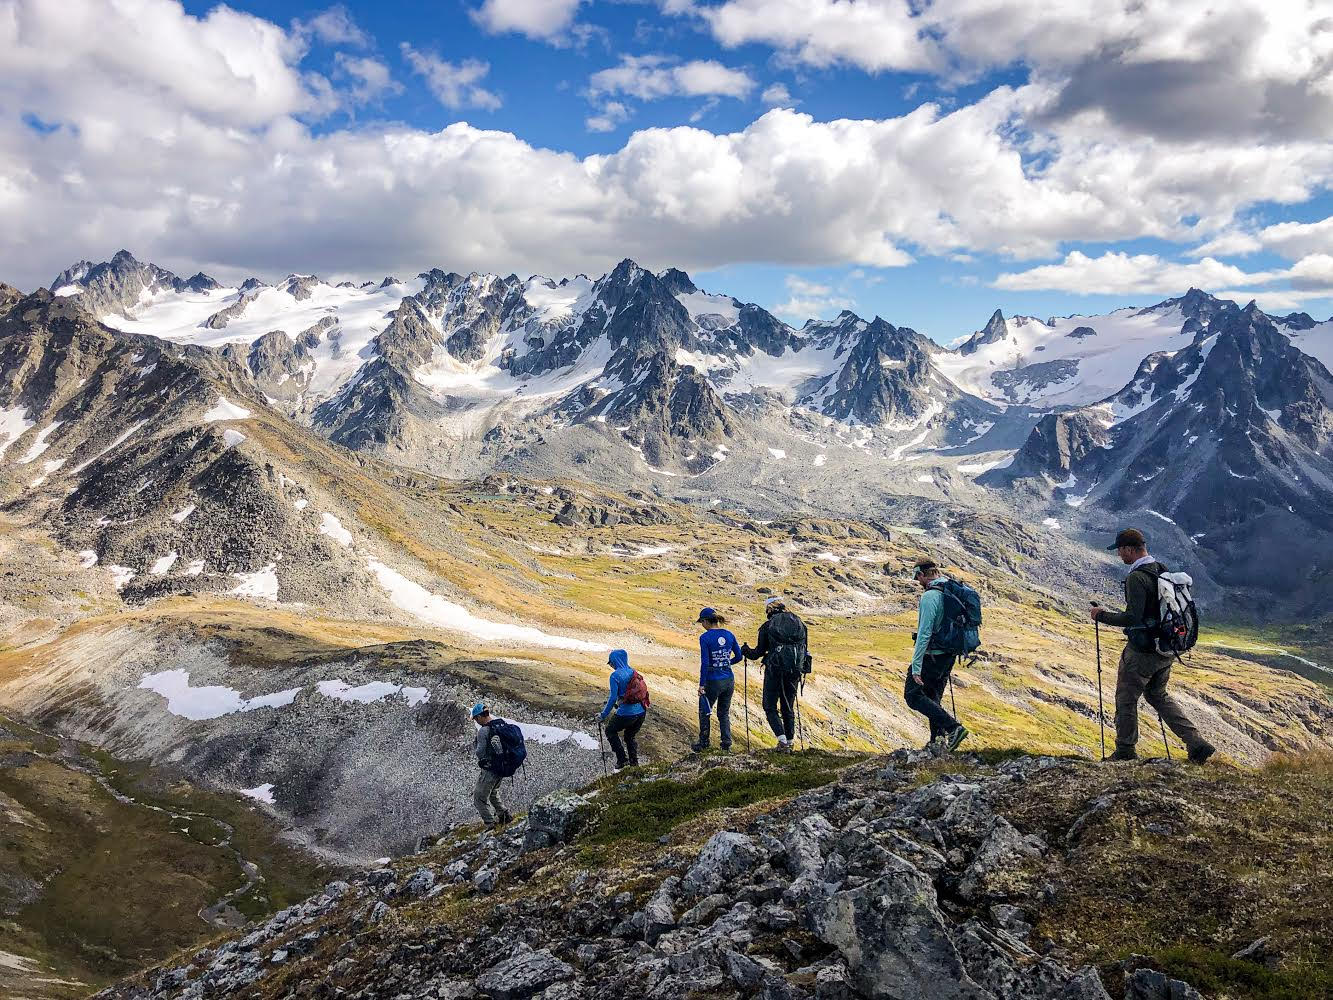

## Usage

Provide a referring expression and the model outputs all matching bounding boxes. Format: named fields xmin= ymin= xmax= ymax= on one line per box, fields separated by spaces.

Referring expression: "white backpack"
xmin=1152 ymin=570 xmax=1200 ymax=656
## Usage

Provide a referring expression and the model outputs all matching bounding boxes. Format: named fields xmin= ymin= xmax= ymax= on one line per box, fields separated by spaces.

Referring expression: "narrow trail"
xmin=2 ymin=714 xmax=264 ymax=929
xmin=1206 ymin=642 xmax=1330 ymax=676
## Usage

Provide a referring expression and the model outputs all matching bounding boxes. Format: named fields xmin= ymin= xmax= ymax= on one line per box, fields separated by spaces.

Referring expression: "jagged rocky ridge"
xmin=0 ymin=289 xmax=386 ymax=606
xmin=995 ymin=300 xmax=1333 ymax=604
xmin=47 ymin=252 xmax=1000 ymax=475
xmin=94 ymin=751 xmax=1236 ymax=1000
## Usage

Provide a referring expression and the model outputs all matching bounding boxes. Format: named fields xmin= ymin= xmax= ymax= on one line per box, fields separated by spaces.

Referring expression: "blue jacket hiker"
xmin=905 ymin=560 xmax=968 ymax=753
xmin=693 ymin=608 xmax=740 ymax=753
xmin=599 ymin=649 xmax=646 ymax=769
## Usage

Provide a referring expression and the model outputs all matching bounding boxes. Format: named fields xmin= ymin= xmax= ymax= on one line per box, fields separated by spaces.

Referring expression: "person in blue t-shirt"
xmin=692 ymin=607 xmax=742 ymax=752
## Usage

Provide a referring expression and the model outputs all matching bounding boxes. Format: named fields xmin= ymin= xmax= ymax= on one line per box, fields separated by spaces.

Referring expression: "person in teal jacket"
xmin=599 ymin=649 xmax=646 ymax=768
xmin=905 ymin=559 xmax=968 ymax=752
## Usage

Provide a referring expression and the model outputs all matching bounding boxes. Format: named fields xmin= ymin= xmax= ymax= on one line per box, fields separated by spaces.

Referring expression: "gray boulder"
xmin=475 ymin=949 xmax=574 ymax=1000
xmin=1125 ymin=969 xmax=1205 ymax=1000
xmin=683 ymin=831 xmax=765 ymax=896
xmin=811 ymin=854 xmax=992 ymax=1000
xmin=524 ymin=790 xmax=591 ymax=852
xmin=402 ymin=867 xmax=438 ymax=898
xmin=641 ymin=877 xmax=680 ymax=944
xmin=1057 ymin=968 xmax=1114 ymax=999
xmin=958 ymin=817 xmax=1045 ymax=901
xmin=785 ymin=813 xmax=836 ymax=876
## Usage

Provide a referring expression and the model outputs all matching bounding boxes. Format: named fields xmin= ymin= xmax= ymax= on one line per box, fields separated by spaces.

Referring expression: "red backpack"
xmin=621 ymin=670 xmax=651 ymax=710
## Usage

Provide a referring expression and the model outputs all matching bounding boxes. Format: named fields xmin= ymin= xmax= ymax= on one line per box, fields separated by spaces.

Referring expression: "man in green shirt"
xmin=905 ymin=559 xmax=968 ymax=752
xmin=1090 ymin=528 xmax=1214 ymax=763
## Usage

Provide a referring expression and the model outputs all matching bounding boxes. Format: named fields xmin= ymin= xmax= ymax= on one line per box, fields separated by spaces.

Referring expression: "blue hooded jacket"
xmin=600 ymin=649 xmax=646 ymax=720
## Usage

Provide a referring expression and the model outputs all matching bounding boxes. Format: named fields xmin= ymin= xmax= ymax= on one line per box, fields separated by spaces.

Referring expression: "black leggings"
xmin=605 ymin=711 xmax=645 ymax=766
xmin=762 ymin=666 xmax=799 ymax=741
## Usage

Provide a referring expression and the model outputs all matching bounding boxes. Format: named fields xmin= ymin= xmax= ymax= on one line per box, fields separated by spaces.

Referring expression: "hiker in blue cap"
xmin=470 ymin=703 xmax=513 ymax=828
xmin=693 ymin=607 xmax=741 ymax=752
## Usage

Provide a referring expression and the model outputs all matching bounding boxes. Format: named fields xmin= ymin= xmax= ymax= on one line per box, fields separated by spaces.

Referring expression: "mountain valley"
xmin=1 ymin=252 xmax=1332 ymax=998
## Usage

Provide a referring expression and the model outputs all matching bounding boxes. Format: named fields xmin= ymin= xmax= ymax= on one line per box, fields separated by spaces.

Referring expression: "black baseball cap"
xmin=1107 ymin=528 xmax=1146 ymax=550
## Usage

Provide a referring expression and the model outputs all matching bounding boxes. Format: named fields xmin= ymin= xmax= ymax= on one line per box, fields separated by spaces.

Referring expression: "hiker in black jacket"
xmin=741 ymin=597 xmax=808 ymax=751
xmin=1090 ymin=528 xmax=1215 ymax=764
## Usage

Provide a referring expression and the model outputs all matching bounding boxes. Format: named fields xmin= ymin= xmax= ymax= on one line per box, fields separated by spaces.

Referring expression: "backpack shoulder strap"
xmin=931 ymin=580 xmax=965 ymax=612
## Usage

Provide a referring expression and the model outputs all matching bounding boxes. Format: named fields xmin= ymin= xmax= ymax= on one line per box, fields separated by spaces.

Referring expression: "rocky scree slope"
xmin=0 ymin=289 xmax=390 ymax=609
xmin=93 ymin=750 xmax=1333 ymax=1000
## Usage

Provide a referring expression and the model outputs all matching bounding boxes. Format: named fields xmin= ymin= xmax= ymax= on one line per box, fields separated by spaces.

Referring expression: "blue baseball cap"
xmin=470 ymin=702 xmax=487 ymax=718
xmin=697 ymin=607 xmax=717 ymax=622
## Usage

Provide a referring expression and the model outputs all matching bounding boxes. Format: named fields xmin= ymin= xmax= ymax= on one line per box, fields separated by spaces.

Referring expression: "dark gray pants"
xmin=1114 ymin=645 xmax=1206 ymax=754
xmin=698 ymin=676 xmax=735 ymax=748
xmin=904 ymin=653 xmax=959 ymax=741
xmin=474 ymin=769 xmax=505 ymax=827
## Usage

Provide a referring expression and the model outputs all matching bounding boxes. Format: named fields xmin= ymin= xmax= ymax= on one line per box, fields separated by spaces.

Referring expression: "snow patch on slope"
xmin=366 ymin=558 xmax=605 ymax=652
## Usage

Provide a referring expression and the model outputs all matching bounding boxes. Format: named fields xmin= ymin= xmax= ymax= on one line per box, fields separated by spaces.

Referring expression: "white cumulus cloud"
xmin=471 ymin=0 xmax=583 ymax=41
xmin=2 ymin=0 xmax=1332 ymax=301
xmin=293 ymin=5 xmax=370 ymax=48
xmin=401 ymin=45 xmax=501 ymax=111
xmin=674 ymin=0 xmax=1333 ymax=141
xmin=588 ymin=56 xmax=756 ymax=100
xmin=335 ymin=54 xmax=401 ymax=105
xmin=773 ymin=275 xmax=854 ymax=321
xmin=994 ymin=251 xmax=1282 ymax=295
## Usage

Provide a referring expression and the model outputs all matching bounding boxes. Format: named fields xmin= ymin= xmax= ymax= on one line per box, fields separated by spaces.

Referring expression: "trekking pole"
xmin=743 ymin=657 xmax=751 ymax=754
xmin=948 ymin=673 xmax=958 ymax=721
xmin=1158 ymin=713 xmax=1172 ymax=762
xmin=789 ymin=688 xmax=799 ymax=752
xmin=1092 ymin=606 xmax=1106 ymax=762
xmin=596 ymin=719 xmax=608 ymax=778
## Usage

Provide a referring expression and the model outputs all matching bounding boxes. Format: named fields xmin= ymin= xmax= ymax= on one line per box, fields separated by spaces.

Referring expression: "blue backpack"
xmin=930 ymin=580 xmax=982 ymax=656
xmin=487 ymin=719 xmax=527 ymax=778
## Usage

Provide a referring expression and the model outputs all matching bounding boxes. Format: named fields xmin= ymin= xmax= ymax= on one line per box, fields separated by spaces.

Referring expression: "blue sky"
xmin=5 ymin=0 xmax=1333 ymax=343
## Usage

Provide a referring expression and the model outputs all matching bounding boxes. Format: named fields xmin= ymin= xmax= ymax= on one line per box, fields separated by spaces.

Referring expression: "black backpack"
xmin=486 ymin=719 xmax=528 ymax=778
xmin=766 ymin=611 xmax=806 ymax=677
xmin=930 ymin=580 xmax=982 ymax=656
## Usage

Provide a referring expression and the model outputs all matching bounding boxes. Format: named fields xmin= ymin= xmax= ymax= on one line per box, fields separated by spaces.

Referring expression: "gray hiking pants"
xmin=474 ymin=769 xmax=505 ymax=827
xmin=1114 ymin=645 xmax=1206 ymax=754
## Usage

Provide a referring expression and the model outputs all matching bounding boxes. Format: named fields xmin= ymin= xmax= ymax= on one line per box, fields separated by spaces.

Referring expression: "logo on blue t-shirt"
xmin=702 ymin=628 xmax=739 ymax=680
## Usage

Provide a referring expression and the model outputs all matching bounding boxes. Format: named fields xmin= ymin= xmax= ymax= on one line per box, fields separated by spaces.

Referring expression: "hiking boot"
xmin=1106 ymin=748 xmax=1138 ymax=762
xmin=690 ymin=741 xmax=709 ymax=753
xmin=775 ymin=739 xmax=794 ymax=753
xmin=497 ymin=809 xmax=513 ymax=825
xmin=1187 ymin=742 xmax=1216 ymax=765
xmin=946 ymin=725 xmax=969 ymax=752
xmin=719 ymin=744 xmax=732 ymax=754
xmin=613 ymin=759 xmax=629 ymax=771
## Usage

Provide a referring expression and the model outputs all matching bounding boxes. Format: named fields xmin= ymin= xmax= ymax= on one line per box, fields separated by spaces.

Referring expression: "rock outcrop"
xmin=95 ymin=753 xmax=1211 ymax=1000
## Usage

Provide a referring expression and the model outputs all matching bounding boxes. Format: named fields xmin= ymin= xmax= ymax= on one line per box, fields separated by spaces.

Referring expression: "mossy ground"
xmin=578 ymin=748 xmax=860 ymax=859
xmin=0 ymin=716 xmax=339 ymax=999
xmin=998 ymin=753 xmax=1333 ymax=1000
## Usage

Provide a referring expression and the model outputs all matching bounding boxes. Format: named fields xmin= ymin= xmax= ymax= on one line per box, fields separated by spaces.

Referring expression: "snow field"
xmin=366 ymin=558 xmax=605 ymax=652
